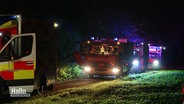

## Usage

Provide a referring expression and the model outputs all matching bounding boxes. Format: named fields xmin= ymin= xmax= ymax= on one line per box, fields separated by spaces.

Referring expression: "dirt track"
xmin=53 ymin=78 xmax=104 ymax=91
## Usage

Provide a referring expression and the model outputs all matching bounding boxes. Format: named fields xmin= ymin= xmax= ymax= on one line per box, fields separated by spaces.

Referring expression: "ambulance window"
xmin=0 ymin=43 xmax=11 ymax=61
xmin=13 ymin=36 xmax=33 ymax=59
xmin=0 ymin=35 xmax=33 ymax=61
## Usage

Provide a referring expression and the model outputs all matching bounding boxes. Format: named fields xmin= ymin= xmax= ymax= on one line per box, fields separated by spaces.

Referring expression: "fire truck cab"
xmin=148 ymin=45 xmax=163 ymax=69
xmin=75 ymin=37 xmax=133 ymax=78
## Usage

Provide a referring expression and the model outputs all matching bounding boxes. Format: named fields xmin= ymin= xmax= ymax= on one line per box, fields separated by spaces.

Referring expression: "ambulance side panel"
xmin=21 ymin=18 xmax=57 ymax=89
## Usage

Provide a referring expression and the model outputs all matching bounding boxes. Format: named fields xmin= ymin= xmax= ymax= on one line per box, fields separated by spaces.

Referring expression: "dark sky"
xmin=1 ymin=0 xmax=184 ymax=68
xmin=1 ymin=0 xmax=182 ymax=43
xmin=0 ymin=1 xmax=183 ymax=34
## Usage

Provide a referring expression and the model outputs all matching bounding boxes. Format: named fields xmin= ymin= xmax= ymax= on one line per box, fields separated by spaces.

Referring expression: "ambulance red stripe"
xmin=0 ymin=71 xmax=14 ymax=80
xmin=14 ymin=61 xmax=34 ymax=70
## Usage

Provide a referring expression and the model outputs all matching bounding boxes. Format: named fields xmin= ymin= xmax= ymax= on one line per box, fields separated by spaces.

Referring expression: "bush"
xmin=57 ymin=62 xmax=88 ymax=81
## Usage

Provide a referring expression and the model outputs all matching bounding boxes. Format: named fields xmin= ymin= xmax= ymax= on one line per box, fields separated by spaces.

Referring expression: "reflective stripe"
xmin=14 ymin=70 xmax=34 ymax=80
xmin=14 ymin=61 xmax=34 ymax=70
xmin=0 ymin=61 xmax=35 ymax=80
xmin=0 ymin=63 xmax=9 ymax=71
xmin=0 ymin=62 xmax=13 ymax=80
xmin=0 ymin=71 xmax=14 ymax=80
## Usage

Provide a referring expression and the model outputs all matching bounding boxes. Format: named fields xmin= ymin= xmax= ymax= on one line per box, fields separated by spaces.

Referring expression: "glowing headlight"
xmin=84 ymin=66 xmax=91 ymax=72
xmin=132 ymin=59 xmax=139 ymax=66
xmin=112 ymin=68 xmax=120 ymax=73
xmin=153 ymin=60 xmax=159 ymax=66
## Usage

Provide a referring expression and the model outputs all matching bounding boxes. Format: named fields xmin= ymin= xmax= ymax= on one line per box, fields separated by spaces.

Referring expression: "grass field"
xmin=12 ymin=70 xmax=184 ymax=104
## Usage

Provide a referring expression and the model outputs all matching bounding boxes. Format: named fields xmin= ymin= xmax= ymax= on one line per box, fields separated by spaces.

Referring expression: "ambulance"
xmin=0 ymin=15 xmax=57 ymax=98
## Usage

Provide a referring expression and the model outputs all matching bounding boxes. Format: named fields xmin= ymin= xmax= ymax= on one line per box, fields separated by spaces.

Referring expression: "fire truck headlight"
xmin=112 ymin=68 xmax=120 ymax=73
xmin=153 ymin=60 xmax=159 ymax=66
xmin=84 ymin=66 xmax=91 ymax=72
xmin=132 ymin=59 xmax=139 ymax=66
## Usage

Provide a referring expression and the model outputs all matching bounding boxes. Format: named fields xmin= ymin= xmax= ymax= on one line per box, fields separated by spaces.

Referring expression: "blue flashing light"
xmin=11 ymin=15 xmax=17 ymax=19
xmin=114 ymin=37 xmax=118 ymax=41
xmin=90 ymin=36 xmax=95 ymax=40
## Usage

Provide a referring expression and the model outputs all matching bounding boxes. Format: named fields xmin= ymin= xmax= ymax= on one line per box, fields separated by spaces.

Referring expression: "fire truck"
xmin=75 ymin=37 xmax=134 ymax=78
xmin=0 ymin=15 xmax=57 ymax=98
xmin=75 ymin=37 xmax=164 ymax=78
xmin=131 ymin=42 xmax=149 ymax=73
xmin=148 ymin=45 xmax=163 ymax=69
xmin=131 ymin=43 xmax=164 ymax=72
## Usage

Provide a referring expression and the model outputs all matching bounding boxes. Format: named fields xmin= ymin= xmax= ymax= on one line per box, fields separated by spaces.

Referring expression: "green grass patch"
xmin=12 ymin=70 xmax=184 ymax=104
xmin=57 ymin=62 xmax=88 ymax=81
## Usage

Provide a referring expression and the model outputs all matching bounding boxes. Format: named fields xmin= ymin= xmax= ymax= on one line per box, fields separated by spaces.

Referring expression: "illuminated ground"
xmin=7 ymin=70 xmax=184 ymax=104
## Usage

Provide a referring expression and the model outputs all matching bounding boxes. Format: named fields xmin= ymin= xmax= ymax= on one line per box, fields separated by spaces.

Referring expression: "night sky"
xmin=1 ymin=0 xmax=184 ymax=69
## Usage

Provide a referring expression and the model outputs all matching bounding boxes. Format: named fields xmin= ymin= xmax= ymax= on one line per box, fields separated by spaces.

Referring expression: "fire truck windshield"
xmin=87 ymin=44 xmax=119 ymax=55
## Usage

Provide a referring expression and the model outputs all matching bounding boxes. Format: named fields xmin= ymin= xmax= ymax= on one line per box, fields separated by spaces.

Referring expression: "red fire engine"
xmin=75 ymin=37 xmax=164 ymax=78
xmin=75 ymin=37 xmax=134 ymax=78
xmin=128 ymin=43 xmax=165 ymax=73
xmin=148 ymin=45 xmax=163 ymax=69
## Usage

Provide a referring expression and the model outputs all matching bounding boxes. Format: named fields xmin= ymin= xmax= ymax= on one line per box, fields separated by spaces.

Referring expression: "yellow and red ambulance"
xmin=0 ymin=15 xmax=57 ymax=98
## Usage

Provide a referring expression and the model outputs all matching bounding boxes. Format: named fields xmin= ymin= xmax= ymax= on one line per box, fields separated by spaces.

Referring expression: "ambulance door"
xmin=0 ymin=33 xmax=36 ymax=94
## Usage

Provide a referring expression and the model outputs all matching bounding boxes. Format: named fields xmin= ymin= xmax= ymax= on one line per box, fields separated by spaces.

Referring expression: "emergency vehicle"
xmin=75 ymin=37 xmax=164 ymax=77
xmin=131 ymin=42 xmax=149 ymax=73
xmin=75 ymin=37 xmax=134 ymax=78
xmin=148 ymin=45 xmax=163 ymax=69
xmin=0 ymin=15 xmax=57 ymax=98
xmin=131 ymin=43 xmax=164 ymax=72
